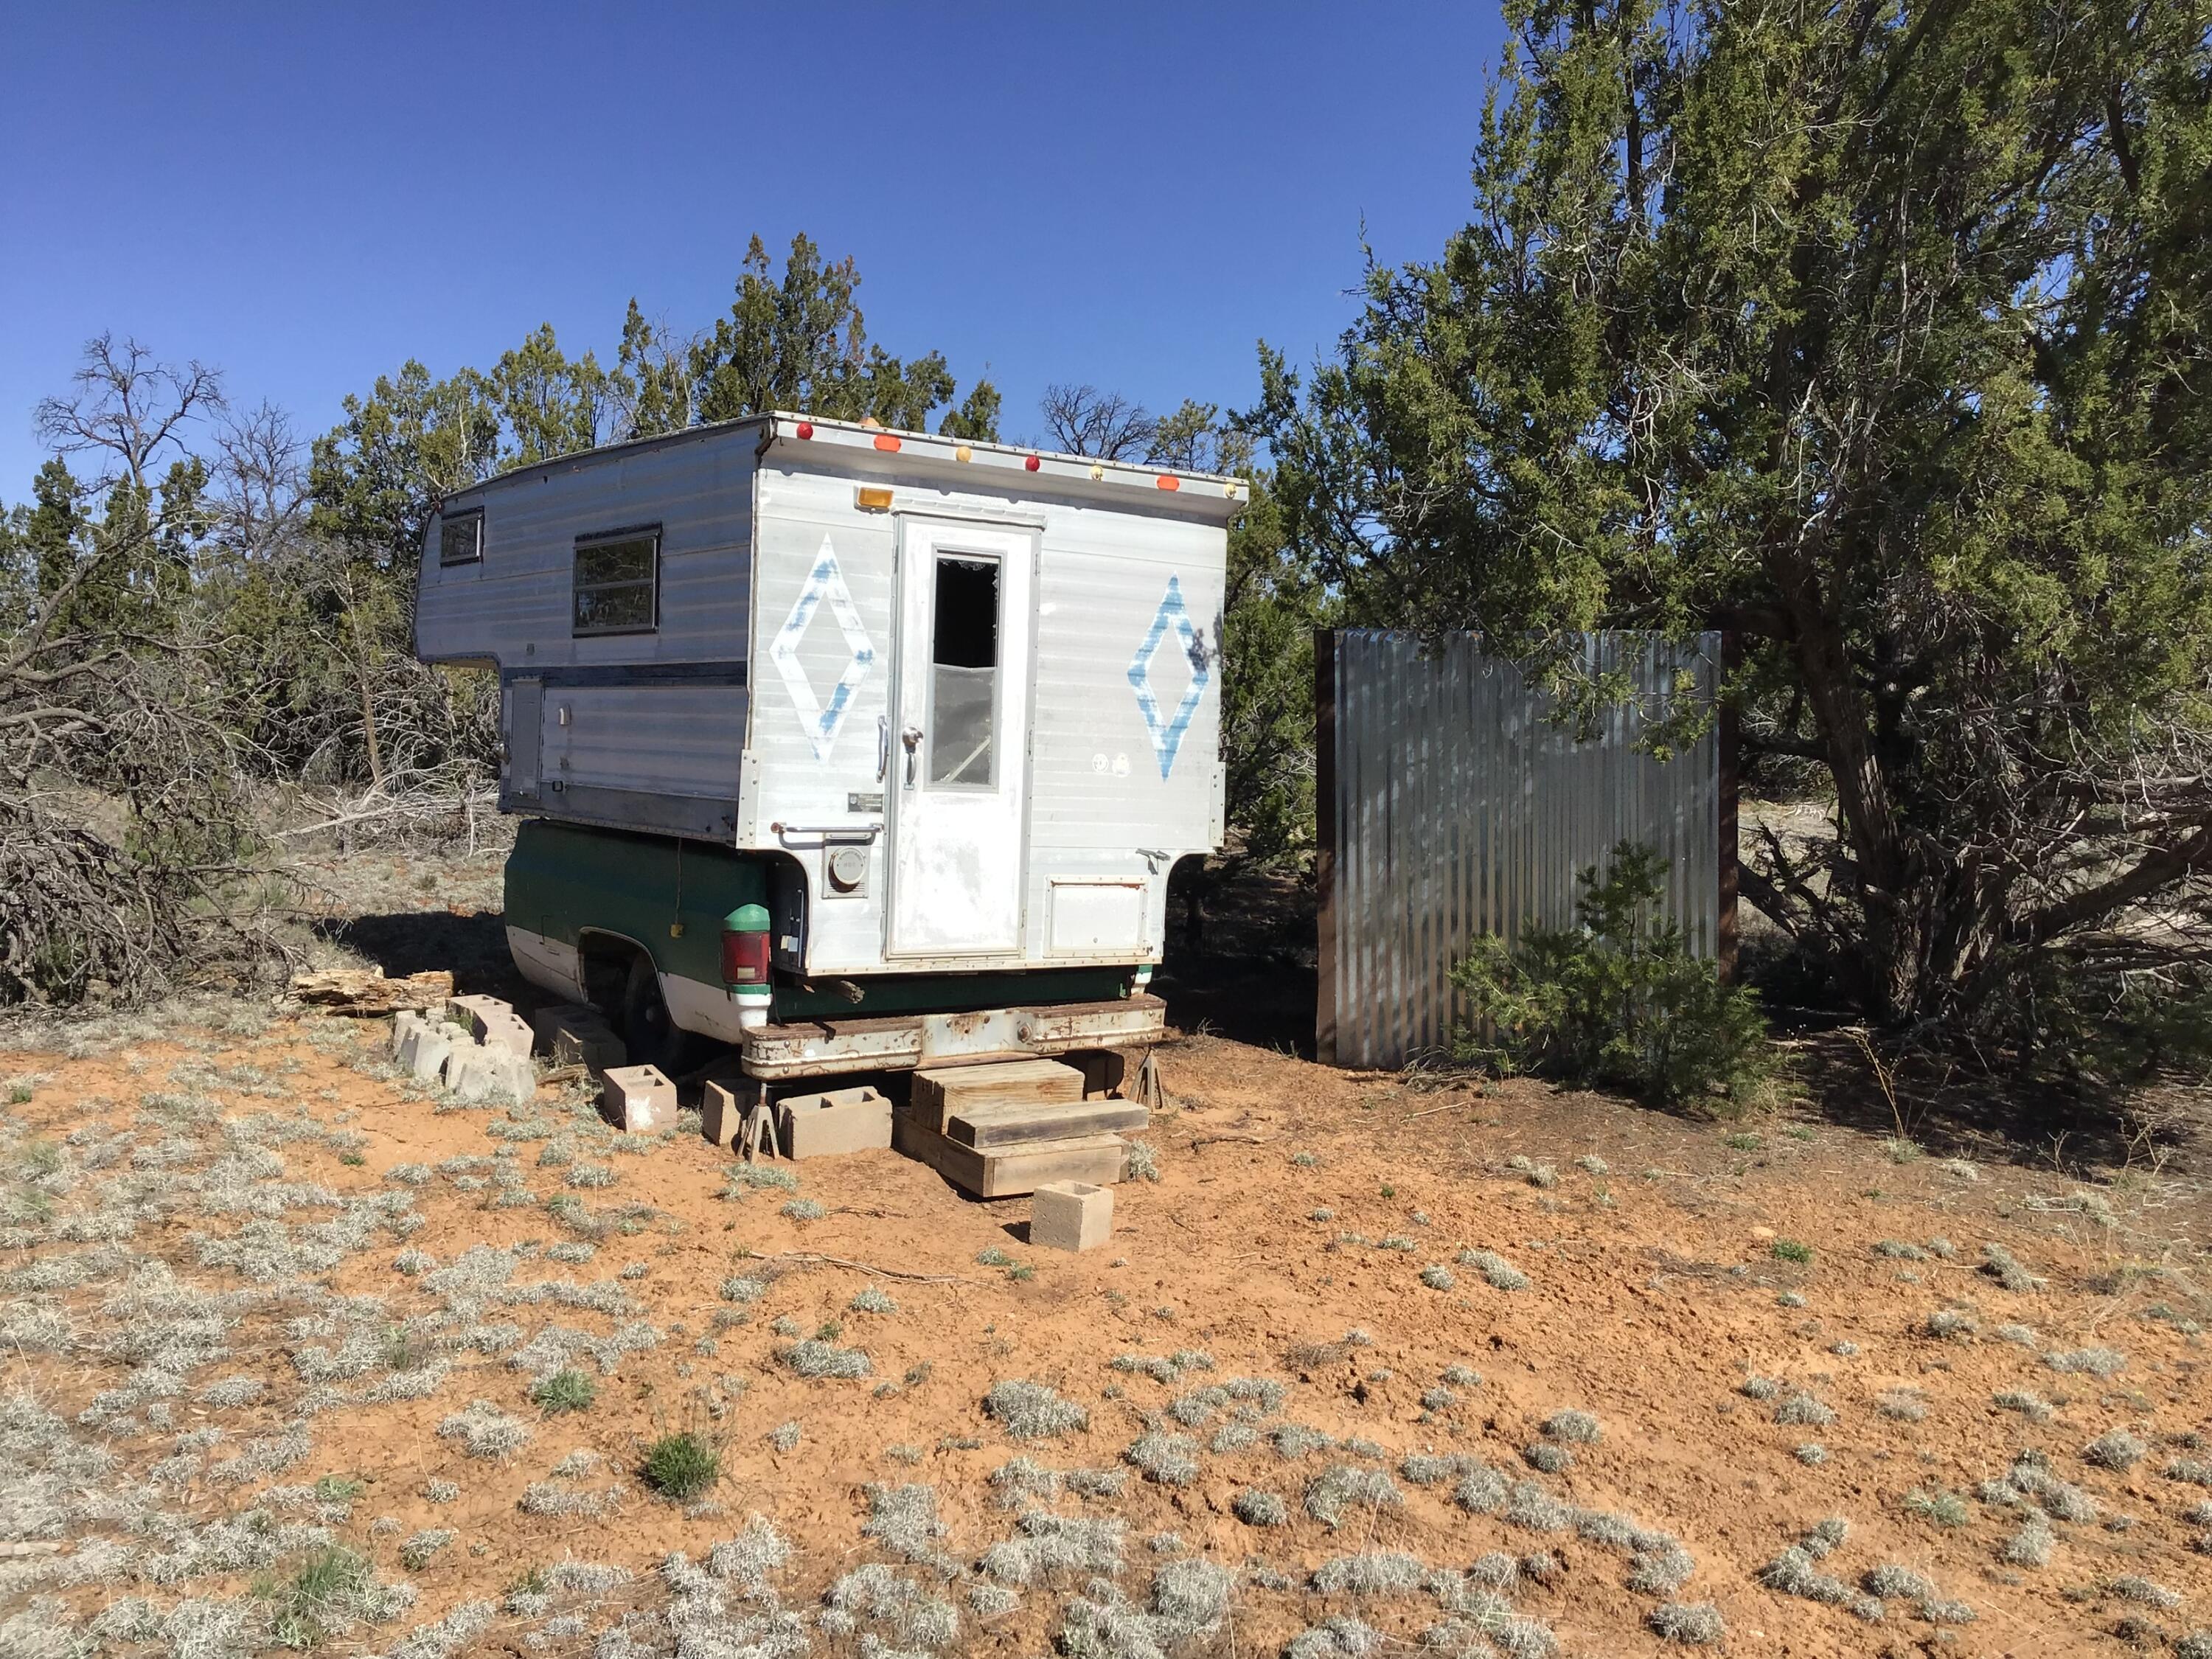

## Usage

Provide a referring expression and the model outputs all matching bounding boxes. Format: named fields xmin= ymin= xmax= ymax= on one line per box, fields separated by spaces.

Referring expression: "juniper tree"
xmin=1253 ymin=0 xmax=2212 ymax=1063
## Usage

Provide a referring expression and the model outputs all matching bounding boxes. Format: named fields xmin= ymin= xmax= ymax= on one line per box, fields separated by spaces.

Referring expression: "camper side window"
xmin=928 ymin=554 xmax=998 ymax=787
xmin=439 ymin=509 xmax=482 ymax=566
xmin=572 ymin=528 xmax=659 ymax=635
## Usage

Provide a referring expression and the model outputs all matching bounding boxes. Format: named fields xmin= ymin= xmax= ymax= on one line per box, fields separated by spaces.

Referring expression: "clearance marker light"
xmin=1155 ymin=475 xmax=1180 ymax=491
xmin=794 ymin=421 xmax=814 ymax=439
xmin=1024 ymin=455 xmax=1041 ymax=472
xmin=1090 ymin=462 xmax=1105 ymax=481
xmin=954 ymin=444 xmax=973 ymax=462
xmin=873 ymin=433 xmax=901 ymax=452
xmin=855 ymin=486 xmax=894 ymax=512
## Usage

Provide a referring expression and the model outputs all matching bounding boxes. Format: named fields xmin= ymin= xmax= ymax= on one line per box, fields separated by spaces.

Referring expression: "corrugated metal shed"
xmin=1316 ymin=629 xmax=1734 ymax=1069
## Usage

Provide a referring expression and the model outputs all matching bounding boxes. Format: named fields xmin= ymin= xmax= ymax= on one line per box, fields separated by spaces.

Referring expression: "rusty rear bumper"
xmin=740 ymin=995 xmax=1166 ymax=1079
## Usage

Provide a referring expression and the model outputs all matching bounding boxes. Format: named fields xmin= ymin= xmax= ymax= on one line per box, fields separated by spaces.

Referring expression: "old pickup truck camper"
xmin=415 ymin=413 xmax=1234 ymax=1091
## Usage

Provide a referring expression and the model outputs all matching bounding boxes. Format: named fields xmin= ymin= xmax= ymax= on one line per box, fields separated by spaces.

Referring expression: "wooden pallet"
xmin=947 ymin=1098 xmax=1150 ymax=1150
xmin=892 ymin=1110 xmax=1128 ymax=1198
xmin=909 ymin=1058 xmax=1085 ymax=1131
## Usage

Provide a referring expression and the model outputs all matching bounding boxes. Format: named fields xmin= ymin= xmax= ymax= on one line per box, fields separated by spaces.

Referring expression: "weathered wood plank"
xmin=909 ymin=1059 xmax=1085 ymax=1130
xmin=947 ymin=1099 xmax=1150 ymax=1149
xmin=892 ymin=1111 xmax=1127 ymax=1197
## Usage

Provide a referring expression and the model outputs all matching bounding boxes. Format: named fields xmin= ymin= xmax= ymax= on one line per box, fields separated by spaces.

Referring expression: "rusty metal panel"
xmin=1317 ymin=630 xmax=1728 ymax=1069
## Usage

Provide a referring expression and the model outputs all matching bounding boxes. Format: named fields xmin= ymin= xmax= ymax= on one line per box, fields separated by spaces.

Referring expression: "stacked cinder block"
xmin=388 ymin=998 xmax=536 ymax=1105
xmin=530 ymin=1002 xmax=627 ymax=1072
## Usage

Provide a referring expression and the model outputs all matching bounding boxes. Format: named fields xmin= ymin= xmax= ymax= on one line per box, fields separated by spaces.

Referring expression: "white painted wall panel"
xmin=543 ymin=686 xmax=747 ymax=799
xmin=415 ymin=428 xmax=754 ymax=670
xmin=742 ymin=466 xmax=1225 ymax=974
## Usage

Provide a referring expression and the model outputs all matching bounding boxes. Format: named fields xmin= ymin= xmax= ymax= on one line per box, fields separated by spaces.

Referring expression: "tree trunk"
xmin=345 ymin=599 xmax=385 ymax=790
xmin=1776 ymin=557 xmax=1922 ymax=1021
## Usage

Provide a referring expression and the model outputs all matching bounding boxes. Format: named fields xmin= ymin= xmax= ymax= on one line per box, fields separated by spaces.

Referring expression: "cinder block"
xmin=553 ymin=1020 xmax=627 ymax=1072
xmin=477 ymin=1012 xmax=536 ymax=1059
xmin=602 ymin=1064 xmax=675 ymax=1133
xmin=448 ymin=993 xmax=515 ymax=1039
xmin=701 ymin=1079 xmax=749 ymax=1149
xmin=399 ymin=1021 xmax=458 ymax=1083
xmin=446 ymin=1045 xmax=535 ymax=1105
xmin=529 ymin=1001 xmax=599 ymax=1049
xmin=390 ymin=1008 xmax=425 ymax=1058
xmin=1030 ymin=1180 xmax=1113 ymax=1253
xmin=777 ymin=1086 xmax=891 ymax=1159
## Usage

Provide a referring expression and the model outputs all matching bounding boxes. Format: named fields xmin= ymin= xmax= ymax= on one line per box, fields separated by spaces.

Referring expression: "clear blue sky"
xmin=0 ymin=2 xmax=1509 ymax=492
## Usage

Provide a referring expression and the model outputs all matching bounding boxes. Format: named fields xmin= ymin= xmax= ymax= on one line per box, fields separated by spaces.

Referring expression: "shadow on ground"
xmin=1155 ymin=866 xmax=1319 ymax=1058
xmin=316 ymin=908 xmax=532 ymax=1008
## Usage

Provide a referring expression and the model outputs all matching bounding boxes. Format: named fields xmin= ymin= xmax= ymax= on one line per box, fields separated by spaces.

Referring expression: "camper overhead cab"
xmin=415 ymin=413 xmax=1235 ymax=1089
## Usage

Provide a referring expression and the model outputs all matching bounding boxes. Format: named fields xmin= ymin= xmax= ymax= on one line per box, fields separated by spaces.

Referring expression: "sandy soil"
xmin=1 ymin=985 xmax=2208 ymax=1659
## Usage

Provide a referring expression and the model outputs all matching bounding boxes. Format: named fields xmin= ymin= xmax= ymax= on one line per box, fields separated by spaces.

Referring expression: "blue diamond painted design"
xmin=1127 ymin=574 xmax=1208 ymax=779
xmin=771 ymin=534 xmax=875 ymax=761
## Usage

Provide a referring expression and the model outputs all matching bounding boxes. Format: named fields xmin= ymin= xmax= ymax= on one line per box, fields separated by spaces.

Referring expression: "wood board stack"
xmin=891 ymin=1057 xmax=1147 ymax=1197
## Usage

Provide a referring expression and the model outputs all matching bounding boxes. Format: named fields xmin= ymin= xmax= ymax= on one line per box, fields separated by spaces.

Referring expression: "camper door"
xmin=887 ymin=516 xmax=1034 ymax=958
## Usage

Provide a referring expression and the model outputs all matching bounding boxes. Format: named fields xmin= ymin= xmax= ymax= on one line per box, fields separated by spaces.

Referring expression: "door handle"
xmin=876 ymin=714 xmax=889 ymax=783
xmin=901 ymin=726 xmax=923 ymax=787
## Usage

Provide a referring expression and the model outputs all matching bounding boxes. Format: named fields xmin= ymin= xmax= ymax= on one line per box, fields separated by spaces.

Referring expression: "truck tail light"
xmin=721 ymin=904 xmax=773 ymax=987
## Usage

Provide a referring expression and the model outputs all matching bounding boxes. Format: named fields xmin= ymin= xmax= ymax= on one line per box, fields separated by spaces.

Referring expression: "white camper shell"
xmin=416 ymin=413 xmax=1235 ymax=1074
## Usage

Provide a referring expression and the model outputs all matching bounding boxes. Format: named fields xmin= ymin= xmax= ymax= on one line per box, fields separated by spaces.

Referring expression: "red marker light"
xmin=1155 ymin=475 xmax=1180 ymax=491
xmin=1024 ymin=455 xmax=1041 ymax=472
xmin=873 ymin=433 xmax=902 ymax=453
xmin=795 ymin=421 xmax=813 ymax=439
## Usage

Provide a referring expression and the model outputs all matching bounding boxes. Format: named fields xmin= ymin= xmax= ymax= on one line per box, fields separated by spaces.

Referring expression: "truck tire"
xmin=622 ymin=953 xmax=700 ymax=1077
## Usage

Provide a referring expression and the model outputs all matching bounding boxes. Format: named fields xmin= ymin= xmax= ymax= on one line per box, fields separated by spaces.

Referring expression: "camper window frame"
xmin=571 ymin=524 xmax=662 ymax=637
xmin=438 ymin=508 xmax=484 ymax=567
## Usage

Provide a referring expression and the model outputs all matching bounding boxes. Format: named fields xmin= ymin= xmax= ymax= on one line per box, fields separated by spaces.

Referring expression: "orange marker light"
xmin=1155 ymin=475 xmax=1180 ymax=491
xmin=855 ymin=487 xmax=894 ymax=511
xmin=873 ymin=434 xmax=901 ymax=453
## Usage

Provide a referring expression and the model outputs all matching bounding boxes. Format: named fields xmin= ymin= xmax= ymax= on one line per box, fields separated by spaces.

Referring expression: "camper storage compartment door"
xmin=886 ymin=517 xmax=1034 ymax=958
xmin=506 ymin=676 xmax=543 ymax=801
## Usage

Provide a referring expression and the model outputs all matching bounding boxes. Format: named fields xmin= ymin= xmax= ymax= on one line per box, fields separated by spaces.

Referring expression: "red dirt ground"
xmin=2 ymin=1007 xmax=2208 ymax=1658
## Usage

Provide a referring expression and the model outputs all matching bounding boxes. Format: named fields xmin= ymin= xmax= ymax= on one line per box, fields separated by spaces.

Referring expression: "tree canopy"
xmin=310 ymin=233 xmax=1001 ymax=570
xmin=1253 ymin=0 xmax=2212 ymax=1065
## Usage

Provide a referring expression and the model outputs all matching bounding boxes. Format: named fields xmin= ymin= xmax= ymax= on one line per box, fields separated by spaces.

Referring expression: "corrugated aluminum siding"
xmin=1318 ymin=629 xmax=1729 ymax=1069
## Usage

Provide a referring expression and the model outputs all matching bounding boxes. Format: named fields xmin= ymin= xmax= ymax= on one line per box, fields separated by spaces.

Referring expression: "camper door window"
xmin=571 ymin=528 xmax=660 ymax=636
xmin=928 ymin=553 xmax=998 ymax=788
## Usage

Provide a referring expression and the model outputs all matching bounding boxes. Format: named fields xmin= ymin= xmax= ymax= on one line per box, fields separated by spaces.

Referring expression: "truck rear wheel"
xmin=622 ymin=954 xmax=700 ymax=1077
